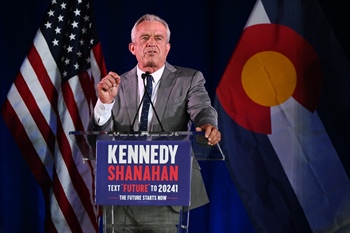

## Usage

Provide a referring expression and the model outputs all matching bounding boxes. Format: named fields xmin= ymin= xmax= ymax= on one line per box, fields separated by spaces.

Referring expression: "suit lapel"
xmin=122 ymin=68 xmax=139 ymax=128
xmin=151 ymin=63 xmax=179 ymax=130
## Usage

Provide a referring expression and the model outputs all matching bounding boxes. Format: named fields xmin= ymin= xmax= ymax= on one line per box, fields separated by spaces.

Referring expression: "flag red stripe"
xmin=64 ymin=73 xmax=98 ymax=214
xmin=61 ymin=82 xmax=98 ymax=228
xmin=1 ymin=99 xmax=57 ymax=233
xmin=1 ymin=97 xmax=52 ymax=201
xmin=54 ymin=119 xmax=96 ymax=231
xmin=63 ymin=81 xmax=85 ymax=130
xmin=63 ymin=72 xmax=98 ymax=215
xmin=14 ymin=72 xmax=56 ymax=154
xmin=27 ymin=45 xmax=59 ymax=108
xmin=78 ymin=71 xmax=96 ymax=116
xmin=52 ymin=169 xmax=84 ymax=233
xmin=93 ymin=43 xmax=107 ymax=77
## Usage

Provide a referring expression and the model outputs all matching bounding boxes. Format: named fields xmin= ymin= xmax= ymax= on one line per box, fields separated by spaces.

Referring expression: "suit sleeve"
xmin=187 ymin=70 xmax=218 ymax=128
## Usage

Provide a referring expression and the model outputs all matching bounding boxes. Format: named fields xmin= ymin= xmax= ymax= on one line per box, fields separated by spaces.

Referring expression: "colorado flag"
xmin=216 ymin=0 xmax=350 ymax=232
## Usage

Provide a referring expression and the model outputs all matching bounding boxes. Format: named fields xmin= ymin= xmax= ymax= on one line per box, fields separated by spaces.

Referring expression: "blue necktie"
xmin=139 ymin=75 xmax=153 ymax=131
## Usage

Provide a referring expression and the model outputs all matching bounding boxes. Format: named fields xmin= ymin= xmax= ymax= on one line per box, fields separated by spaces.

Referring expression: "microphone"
xmin=141 ymin=71 xmax=150 ymax=80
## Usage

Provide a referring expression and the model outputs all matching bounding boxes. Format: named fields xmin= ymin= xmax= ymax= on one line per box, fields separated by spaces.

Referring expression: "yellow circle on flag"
xmin=241 ymin=51 xmax=297 ymax=107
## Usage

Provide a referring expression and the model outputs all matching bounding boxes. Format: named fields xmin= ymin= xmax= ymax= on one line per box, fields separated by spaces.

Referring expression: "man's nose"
xmin=147 ymin=36 xmax=157 ymax=44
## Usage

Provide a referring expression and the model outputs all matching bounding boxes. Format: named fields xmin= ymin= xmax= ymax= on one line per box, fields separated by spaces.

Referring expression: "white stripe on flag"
xmin=245 ymin=0 xmax=270 ymax=28
xmin=269 ymin=97 xmax=350 ymax=232
xmin=33 ymin=30 xmax=61 ymax=88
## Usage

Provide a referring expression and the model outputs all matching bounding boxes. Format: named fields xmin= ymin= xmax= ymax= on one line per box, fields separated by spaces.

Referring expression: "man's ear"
xmin=167 ymin=42 xmax=171 ymax=51
xmin=129 ymin=43 xmax=135 ymax=55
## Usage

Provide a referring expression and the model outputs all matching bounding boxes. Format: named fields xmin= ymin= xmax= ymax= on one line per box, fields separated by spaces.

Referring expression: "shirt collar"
xmin=137 ymin=65 xmax=165 ymax=84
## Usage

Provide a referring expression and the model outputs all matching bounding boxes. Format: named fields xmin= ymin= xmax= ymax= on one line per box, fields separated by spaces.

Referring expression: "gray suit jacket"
xmin=89 ymin=62 xmax=218 ymax=209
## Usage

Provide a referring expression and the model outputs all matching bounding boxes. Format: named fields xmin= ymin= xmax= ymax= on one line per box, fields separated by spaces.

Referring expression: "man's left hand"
xmin=195 ymin=124 xmax=221 ymax=146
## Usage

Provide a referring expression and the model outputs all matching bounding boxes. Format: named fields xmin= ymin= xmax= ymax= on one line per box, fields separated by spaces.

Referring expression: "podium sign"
xmin=96 ymin=140 xmax=192 ymax=206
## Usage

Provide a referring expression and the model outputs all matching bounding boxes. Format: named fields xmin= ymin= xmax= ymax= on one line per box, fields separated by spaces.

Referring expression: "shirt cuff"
xmin=94 ymin=98 xmax=115 ymax=126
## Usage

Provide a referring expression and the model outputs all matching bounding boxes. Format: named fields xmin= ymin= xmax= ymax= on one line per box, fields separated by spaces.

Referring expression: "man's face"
xmin=129 ymin=21 xmax=171 ymax=70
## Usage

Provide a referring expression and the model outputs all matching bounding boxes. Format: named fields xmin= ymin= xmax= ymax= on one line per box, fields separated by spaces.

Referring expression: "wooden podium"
xmin=69 ymin=131 xmax=224 ymax=233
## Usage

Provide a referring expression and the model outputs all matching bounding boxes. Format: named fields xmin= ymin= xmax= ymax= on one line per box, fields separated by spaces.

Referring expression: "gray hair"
xmin=131 ymin=14 xmax=171 ymax=43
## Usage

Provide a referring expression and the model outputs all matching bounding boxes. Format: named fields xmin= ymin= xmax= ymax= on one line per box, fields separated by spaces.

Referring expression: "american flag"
xmin=1 ymin=0 xmax=106 ymax=232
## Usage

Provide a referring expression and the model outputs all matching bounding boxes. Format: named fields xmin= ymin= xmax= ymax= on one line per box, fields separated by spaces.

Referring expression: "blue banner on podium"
xmin=96 ymin=140 xmax=192 ymax=206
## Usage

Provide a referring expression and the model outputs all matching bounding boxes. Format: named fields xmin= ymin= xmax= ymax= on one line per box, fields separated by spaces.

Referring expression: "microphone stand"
xmin=130 ymin=73 xmax=148 ymax=132
xmin=141 ymin=73 xmax=165 ymax=132
xmin=130 ymin=72 xmax=165 ymax=133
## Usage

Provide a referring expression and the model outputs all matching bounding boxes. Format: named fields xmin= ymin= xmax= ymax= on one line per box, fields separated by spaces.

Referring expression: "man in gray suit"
xmin=89 ymin=14 xmax=221 ymax=233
